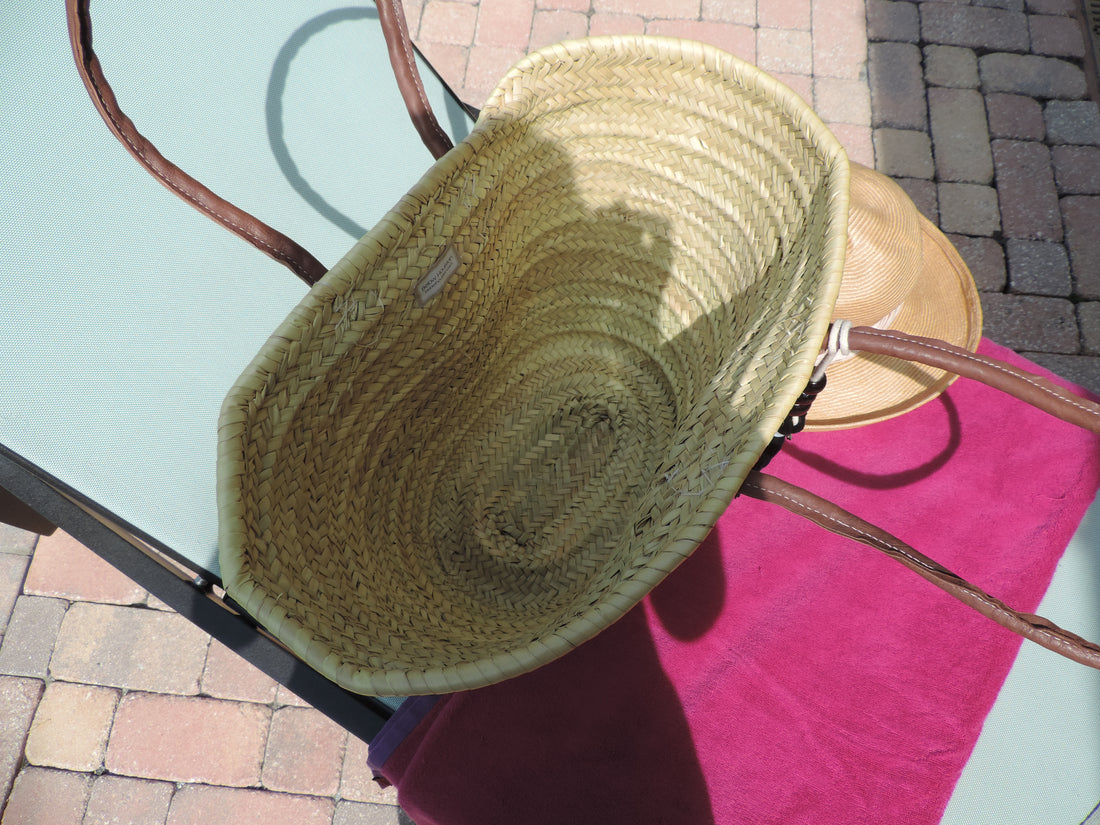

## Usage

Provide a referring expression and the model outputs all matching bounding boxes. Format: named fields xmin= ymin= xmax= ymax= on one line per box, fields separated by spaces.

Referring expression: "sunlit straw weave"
xmin=218 ymin=36 xmax=849 ymax=695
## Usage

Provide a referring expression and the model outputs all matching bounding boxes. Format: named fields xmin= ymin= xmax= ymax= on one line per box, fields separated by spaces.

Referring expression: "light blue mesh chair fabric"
xmin=942 ymin=495 xmax=1100 ymax=824
xmin=0 ymin=1 xmax=471 ymax=580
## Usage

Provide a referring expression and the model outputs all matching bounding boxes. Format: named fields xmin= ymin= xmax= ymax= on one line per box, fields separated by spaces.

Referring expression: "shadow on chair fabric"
xmin=265 ymin=6 xmax=474 ymax=243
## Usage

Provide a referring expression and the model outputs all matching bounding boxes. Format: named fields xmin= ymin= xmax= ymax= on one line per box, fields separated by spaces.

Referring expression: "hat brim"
xmin=805 ymin=216 xmax=983 ymax=430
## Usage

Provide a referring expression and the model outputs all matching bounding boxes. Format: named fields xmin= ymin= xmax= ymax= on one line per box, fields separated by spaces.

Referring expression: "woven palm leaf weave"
xmin=218 ymin=36 xmax=849 ymax=695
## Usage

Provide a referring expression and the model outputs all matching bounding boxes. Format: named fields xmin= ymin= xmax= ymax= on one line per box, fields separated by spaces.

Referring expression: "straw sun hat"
xmin=805 ymin=163 xmax=983 ymax=430
xmin=218 ymin=36 xmax=850 ymax=695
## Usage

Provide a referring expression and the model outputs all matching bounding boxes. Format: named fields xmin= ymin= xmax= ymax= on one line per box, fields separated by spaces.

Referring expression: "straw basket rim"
xmin=218 ymin=35 xmax=850 ymax=695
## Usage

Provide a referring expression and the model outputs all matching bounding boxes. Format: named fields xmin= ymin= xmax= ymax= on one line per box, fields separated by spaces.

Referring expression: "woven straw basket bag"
xmin=214 ymin=37 xmax=849 ymax=695
xmin=70 ymin=0 xmax=1100 ymax=692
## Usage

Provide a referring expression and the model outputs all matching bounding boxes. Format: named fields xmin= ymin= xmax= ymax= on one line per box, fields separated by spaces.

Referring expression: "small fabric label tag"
xmin=416 ymin=245 xmax=460 ymax=305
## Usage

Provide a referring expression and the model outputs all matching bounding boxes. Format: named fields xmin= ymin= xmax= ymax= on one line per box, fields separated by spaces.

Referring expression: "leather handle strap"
xmin=376 ymin=0 xmax=454 ymax=160
xmin=66 ymin=0 xmax=454 ymax=283
xmin=848 ymin=326 xmax=1100 ymax=432
xmin=66 ymin=0 xmax=328 ymax=285
xmin=754 ymin=322 xmax=1100 ymax=670
xmin=742 ymin=471 xmax=1100 ymax=669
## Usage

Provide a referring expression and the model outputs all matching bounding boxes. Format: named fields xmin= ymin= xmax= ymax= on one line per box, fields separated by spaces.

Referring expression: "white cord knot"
xmin=811 ymin=320 xmax=853 ymax=384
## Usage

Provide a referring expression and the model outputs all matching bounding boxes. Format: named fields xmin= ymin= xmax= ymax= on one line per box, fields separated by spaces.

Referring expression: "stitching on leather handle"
xmin=857 ymin=328 xmax=1100 ymax=421
xmin=742 ymin=473 xmax=1100 ymax=666
xmin=390 ymin=0 xmax=453 ymax=155
xmin=68 ymin=0 xmax=327 ymax=284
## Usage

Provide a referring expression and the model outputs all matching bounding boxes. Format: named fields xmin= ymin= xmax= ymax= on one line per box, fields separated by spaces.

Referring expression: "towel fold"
xmin=374 ymin=340 xmax=1100 ymax=824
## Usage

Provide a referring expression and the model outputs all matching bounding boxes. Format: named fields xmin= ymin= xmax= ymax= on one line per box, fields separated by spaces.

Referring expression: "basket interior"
xmin=219 ymin=37 xmax=847 ymax=694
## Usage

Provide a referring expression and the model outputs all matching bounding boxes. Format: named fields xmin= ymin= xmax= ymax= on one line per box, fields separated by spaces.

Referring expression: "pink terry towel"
xmin=373 ymin=340 xmax=1100 ymax=824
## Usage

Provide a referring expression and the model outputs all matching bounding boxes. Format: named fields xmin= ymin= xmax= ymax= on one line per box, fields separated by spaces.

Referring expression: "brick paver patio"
xmin=3 ymin=1 xmax=1099 ymax=823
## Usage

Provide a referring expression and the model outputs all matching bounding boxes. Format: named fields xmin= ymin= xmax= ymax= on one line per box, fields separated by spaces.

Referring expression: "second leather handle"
xmin=66 ymin=0 xmax=329 ymax=285
xmin=377 ymin=0 xmax=455 ymax=160
xmin=742 ymin=470 xmax=1100 ymax=670
xmin=847 ymin=326 xmax=1100 ymax=432
xmin=66 ymin=0 xmax=455 ymax=285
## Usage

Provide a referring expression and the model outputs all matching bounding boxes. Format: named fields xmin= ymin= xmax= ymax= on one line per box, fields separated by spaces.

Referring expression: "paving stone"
xmin=830 ymin=123 xmax=876 ymax=167
xmin=894 ymin=177 xmax=939 ymax=222
xmin=920 ymin=3 xmax=1029 ymax=51
xmin=980 ymin=292 xmax=1078 ymax=352
xmin=1029 ymin=13 xmax=1087 ymax=58
xmin=462 ymin=42 xmax=525 ymax=103
xmin=24 ymin=530 xmax=146 ymax=606
xmin=1025 ymin=0 xmax=1078 ymax=12
xmin=948 ymin=234 xmax=1007 ymax=292
xmin=813 ymin=77 xmax=871 ymax=125
xmin=992 ymin=140 xmax=1062 ymax=241
xmin=1052 ymin=145 xmax=1100 ymax=194
xmin=594 ymin=0 xmax=701 ymax=17
xmin=25 ymin=681 xmax=119 ymax=772
xmin=938 ymin=183 xmax=1002 ymax=236
xmin=107 ymin=692 xmax=271 ymax=787
xmin=530 ymin=9 xmax=587 ymax=48
xmin=275 ymin=683 xmax=312 ymax=708
xmin=811 ymin=0 xmax=867 ymax=80
xmin=403 ymin=0 xmax=424 ymax=30
xmin=261 ymin=706 xmax=346 ymax=797
xmin=757 ymin=27 xmax=814 ymax=76
xmin=874 ymin=128 xmax=935 ymax=179
xmin=929 ymin=87 xmax=994 ymax=183
xmin=924 ymin=45 xmax=979 ymax=88
xmin=143 ymin=591 xmax=174 ymax=613
xmin=1078 ymin=302 xmax=1100 ymax=355
xmin=976 ymin=0 xmax=1024 ymax=10
xmin=0 ymin=553 xmax=28 ymax=634
xmin=702 ymin=0 xmax=758 ymax=26
xmin=869 ymin=42 xmax=926 ymax=130
xmin=49 ymin=601 xmax=209 ymax=694
xmin=341 ymin=734 xmax=400 ymax=806
xmin=201 ymin=639 xmax=278 ymax=704
xmin=0 ymin=525 xmax=35 ymax=554
xmin=333 ymin=801 xmax=405 ymax=825
xmin=2 ymin=767 xmax=92 ymax=825
xmin=979 ymin=53 xmax=1088 ymax=99
xmin=756 ymin=0 xmax=810 ymax=29
xmin=85 ymin=774 xmax=175 ymax=825
xmin=645 ymin=19 xmax=757 ymax=62
xmin=1005 ymin=238 xmax=1072 ymax=296
xmin=420 ymin=1 xmax=480 ymax=46
xmin=588 ymin=12 xmax=646 ymax=35
xmin=1064 ymin=197 xmax=1100 ymax=299
xmin=1045 ymin=100 xmax=1100 ymax=145
xmin=0 ymin=675 xmax=44 ymax=803
xmin=414 ymin=40 xmax=468 ymax=94
xmin=866 ymin=0 xmax=919 ymax=42
xmin=165 ymin=784 xmax=334 ymax=825
xmin=537 ymin=0 xmax=590 ymax=11
xmin=773 ymin=71 xmax=814 ymax=106
xmin=0 ymin=596 xmax=67 ymax=679
xmin=1024 ymin=353 xmax=1100 ymax=396
xmin=986 ymin=93 xmax=1046 ymax=140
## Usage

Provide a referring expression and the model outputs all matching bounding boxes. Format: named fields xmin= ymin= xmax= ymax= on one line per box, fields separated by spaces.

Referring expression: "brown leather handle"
xmin=848 ymin=326 xmax=1100 ymax=432
xmin=742 ymin=471 xmax=1100 ymax=669
xmin=66 ymin=0 xmax=329 ymax=285
xmin=376 ymin=0 xmax=455 ymax=160
xmin=66 ymin=0 xmax=454 ymax=284
xmin=754 ymin=323 xmax=1100 ymax=671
